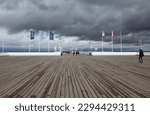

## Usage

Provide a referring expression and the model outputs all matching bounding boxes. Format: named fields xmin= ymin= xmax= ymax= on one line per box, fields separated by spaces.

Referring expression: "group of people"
xmin=61 ymin=50 xmax=80 ymax=56
xmin=72 ymin=50 xmax=80 ymax=55
xmin=61 ymin=49 xmax=145 ymax=63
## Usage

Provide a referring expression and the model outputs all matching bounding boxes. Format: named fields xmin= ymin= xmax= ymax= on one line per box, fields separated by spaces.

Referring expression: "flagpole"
xmin=28 ymin=30 xmax=30 ymax=52
xmin=48 ymin=30 xmax=49 ymax=52
xmin=2 ymin=37 xmax=4 ymax=53
xmin=89 ymin=42 xmax=91 ymax=52
xmin=39 ymin=31 xmax=41 ymax=52
xmin=102 ymin=31 xmax=104 ymax=52
xmin=91 ymin=42 xmax=92 ymax=52
xmin=60 ymin=37 xmax=63 ymax=52
xmin=29 ymin=35 xmax=30 ymax=52
xmin=48 ymin=40 xmax=49 ymax=52
xmin=112 ymin=31 xmax=114 ymax=52
xmin=102 ymin=36 xmax=103 ymax=52
xmin=120 ymin=31 xmax=123 ymax=52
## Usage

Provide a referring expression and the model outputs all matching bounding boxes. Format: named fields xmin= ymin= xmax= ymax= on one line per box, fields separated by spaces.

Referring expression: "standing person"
xmin=76 ymin=50 xmax=79 ymax=55
xmin=73 ymin=50 xmax=75 ymax=56
xmin=139 ymin=49 xmax=144 ymax=63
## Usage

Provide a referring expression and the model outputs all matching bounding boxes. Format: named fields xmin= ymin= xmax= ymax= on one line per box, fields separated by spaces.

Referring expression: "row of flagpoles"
xmin=30 ymin=30 xmax=124 ymax=53
xmin=29 ymin=30 xmax=54 ymax=52
xmin=0 ymin=30 xmax=143 ymax=53
xmin=101 ymin=30 xmax=123 ymax=52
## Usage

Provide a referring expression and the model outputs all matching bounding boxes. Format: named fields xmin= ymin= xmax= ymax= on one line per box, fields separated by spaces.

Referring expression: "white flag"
xmin=112 ymin=31 xmax=114 ymax=37
xmin=102 ymin=30 xmax=105 ymax=37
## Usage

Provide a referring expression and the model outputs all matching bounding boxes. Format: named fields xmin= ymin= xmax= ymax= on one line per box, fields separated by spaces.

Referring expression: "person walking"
xmin=139 ymin=49 xmax=144 ymax=63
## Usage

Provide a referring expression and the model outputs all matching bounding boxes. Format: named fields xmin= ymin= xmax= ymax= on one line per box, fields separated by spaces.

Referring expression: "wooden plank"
xmin=0 ymin=55 xmax=150 ymax=98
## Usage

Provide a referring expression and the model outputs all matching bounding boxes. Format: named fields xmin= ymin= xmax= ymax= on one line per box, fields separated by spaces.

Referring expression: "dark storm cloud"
xmin=0 ymin=0 xmax=150 ymax=44
xmin=123 ymin=9 xmax=150 ymax=32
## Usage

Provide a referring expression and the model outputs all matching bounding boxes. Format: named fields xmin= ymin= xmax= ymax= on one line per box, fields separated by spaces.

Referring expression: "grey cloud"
xmin=124 ymin=9 xmax=150 ymax=32
xmin=0 ymin=0 xmax=150 ymax=45
xmin=0 ymin=0 xmax=24 ymax=10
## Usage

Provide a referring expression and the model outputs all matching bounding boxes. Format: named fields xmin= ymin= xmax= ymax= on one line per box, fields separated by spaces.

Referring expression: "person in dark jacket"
xmin=76 ymin=50 xmax=80 ymax=55
xmin=139 ymin=49 xmax=144 ymax=63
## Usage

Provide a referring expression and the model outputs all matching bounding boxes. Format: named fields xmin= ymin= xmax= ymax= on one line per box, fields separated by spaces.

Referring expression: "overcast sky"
xmin=0 ymin=0 xmax=150 ymax=51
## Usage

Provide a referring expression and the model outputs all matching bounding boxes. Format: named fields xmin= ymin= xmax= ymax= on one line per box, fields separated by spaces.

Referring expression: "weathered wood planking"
xmin=0 ymin=55 xmax=150 ymax=98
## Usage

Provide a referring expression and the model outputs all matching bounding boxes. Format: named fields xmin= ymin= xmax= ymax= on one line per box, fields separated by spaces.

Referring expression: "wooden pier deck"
xmin=0 ymin=55 xmax=150 ymax=98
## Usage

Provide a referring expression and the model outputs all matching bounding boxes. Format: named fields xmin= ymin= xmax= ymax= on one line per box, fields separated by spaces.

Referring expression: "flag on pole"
xmin=49 ymin=32 xmax=54 ymax=40
xmin=39 ymin=30 xmax=46 ymax=39
xmin=112 ymin=31 xmax=114 ymax=37
xmin=101 ymin=30 xmax=105 ymax=52
xmin=102 ymin=30 xmax=105 ymax=37
xmin=30 ymin=30 xmax=35 ymax=40
xmin=111 ymin=30 xmax=114 ymax=52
